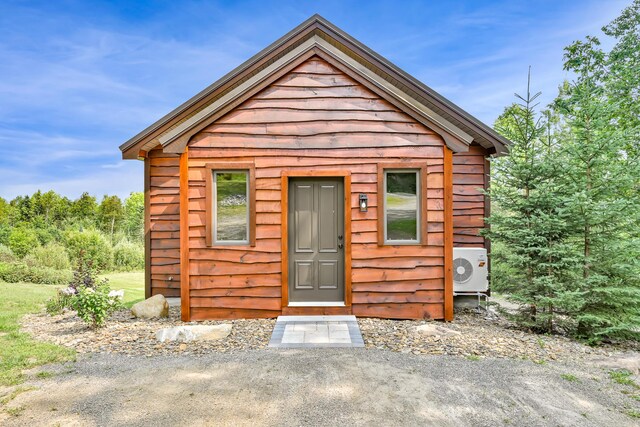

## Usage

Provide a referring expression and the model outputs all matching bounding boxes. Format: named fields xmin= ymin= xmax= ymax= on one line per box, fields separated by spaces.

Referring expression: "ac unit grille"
xmin=453 ymin=257 xmax=473 ymax=283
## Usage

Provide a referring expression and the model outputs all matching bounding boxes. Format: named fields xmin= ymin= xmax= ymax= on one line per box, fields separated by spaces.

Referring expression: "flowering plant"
xmin=73 ymin=284 xmax=123 ymax=329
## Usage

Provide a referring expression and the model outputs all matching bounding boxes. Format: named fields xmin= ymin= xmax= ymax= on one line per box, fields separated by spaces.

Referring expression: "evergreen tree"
xmin=484 ymin=72 xmax=574 ymax=333
xmin=554 ymin=14 xmax=640 ymax=342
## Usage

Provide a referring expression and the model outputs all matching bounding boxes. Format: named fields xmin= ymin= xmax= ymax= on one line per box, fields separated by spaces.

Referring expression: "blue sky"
xmin=0 ymin=0 xmax=630 ymax=200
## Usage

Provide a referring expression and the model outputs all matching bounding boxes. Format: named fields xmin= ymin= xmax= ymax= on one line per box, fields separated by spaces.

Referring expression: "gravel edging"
xmin=358 ymin=311 xmax=631 ymax=362
xmin=21 ymin=308 xmax=275 ymax=356
xmin=20 ymin=307 xmax=638 ymax=363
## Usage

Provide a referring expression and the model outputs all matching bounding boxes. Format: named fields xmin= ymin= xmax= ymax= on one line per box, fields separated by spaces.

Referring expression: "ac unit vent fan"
xmin=453 ymin=257 xmax=473 ymax=283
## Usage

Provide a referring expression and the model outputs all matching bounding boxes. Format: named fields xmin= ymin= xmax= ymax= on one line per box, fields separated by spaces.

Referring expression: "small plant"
xmin=5 ymin=405 xmax=26 ymax=417
xmin=536 ymin=337 xmax=546 ymax=349
xmin=561 ymin=373 xmax=579 ymax=382
xmin=45 ymin=258 xmax=124 ymax=326
xmin=45 ymin=289 xmax=75 ymax=315
xmin=466 ymin=355 xmax=481 ymax=361
xmin=609 ymin=370 xmax=640 ymax=389
xmin=73 ymin=283 xmax=123 ymax=329
xmin=36 ymin=371 xmax=54 ymax=379
xmin=626 ymin=410 xmax=640 ymax=419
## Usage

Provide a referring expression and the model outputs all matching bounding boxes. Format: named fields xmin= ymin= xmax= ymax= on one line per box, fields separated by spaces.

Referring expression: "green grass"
xmin=561 ymin=373 xmax=579 ymax=382
xmin=100 ymin=271 xmax=145 ymax=308
xmin=609 ymin=370 xmax=640 ymax=389
xmin=35 ymin=371 xmax=54 ymax=379
xmin=0 ymin=271 xmax=144 ymax=386
xmin=626 ymin=410 xmax=640 ymax=419
xmin=0 ymin=281 xmax=75 ymax=386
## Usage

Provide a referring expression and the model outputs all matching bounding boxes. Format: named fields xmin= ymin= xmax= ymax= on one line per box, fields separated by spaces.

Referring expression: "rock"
xmin=131 ymin=295 xmax=169 ymax=319
xmin=155 ymin=324 xmax=233 ymax=343
xmin=414 ymin=323 xmax=462 ymax=337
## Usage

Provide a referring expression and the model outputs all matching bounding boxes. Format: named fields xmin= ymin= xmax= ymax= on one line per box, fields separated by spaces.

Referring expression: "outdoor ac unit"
xmin=453 ymin=247 xmax=488 ymax=293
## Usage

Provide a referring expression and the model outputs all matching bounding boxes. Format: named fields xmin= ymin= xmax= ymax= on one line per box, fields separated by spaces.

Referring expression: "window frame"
xmin=205 ymin=162 xmax=256 ymax=247
xmin=377 ymin=162 xmax=428 ymax=246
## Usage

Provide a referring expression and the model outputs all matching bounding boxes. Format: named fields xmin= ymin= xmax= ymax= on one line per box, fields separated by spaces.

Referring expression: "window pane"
xmin=215 ymin=171 xmax=248 ymax=242
xmin=386 ymin=172 xmax=418 ymax=241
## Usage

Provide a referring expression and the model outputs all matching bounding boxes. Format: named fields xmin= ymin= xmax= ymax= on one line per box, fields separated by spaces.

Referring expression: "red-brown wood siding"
xmin=452 ymin=144 xmax=488 ymax=248
xmin=185 ymin=56 xmax=446 ymax=320
xmin=148 ymin=148 xmax=181 ymax=297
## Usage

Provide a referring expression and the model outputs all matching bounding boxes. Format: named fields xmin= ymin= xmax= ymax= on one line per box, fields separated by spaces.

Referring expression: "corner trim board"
xmin=144 ymin=157 xmax=151 ymax=299
xmin=443 ymin=147 xmax=454 ymax=321
xmin=180 ymin=148 xmax=191 ymax=321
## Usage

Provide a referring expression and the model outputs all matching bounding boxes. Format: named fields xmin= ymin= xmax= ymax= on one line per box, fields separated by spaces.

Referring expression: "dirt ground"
xmin=2 ymin=349 xmax=639 ymax=426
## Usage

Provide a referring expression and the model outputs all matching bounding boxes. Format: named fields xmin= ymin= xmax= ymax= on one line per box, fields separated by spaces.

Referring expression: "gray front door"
xmin=288 ymin=178 xmax=345 ymax=303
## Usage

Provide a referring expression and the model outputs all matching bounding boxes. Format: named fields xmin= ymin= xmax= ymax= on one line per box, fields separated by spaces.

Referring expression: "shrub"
xmin=0 ymin=244 xmax=16 ymax=263
xmin=113 ymin=240 xmax=144 ymax=271
xmin=46 ymin=288 xmax=75 ymax=315
xmin=8 ymin=227 xmax=40 ymax=258
xmin=63 ymin=228 xmax=113 ymax=272
xmin=46 ymin=260 xmax=104 ymax=315
xmin=29 ymin=242 xmax=71 ymax=270
xmin=0 ymin=261 xmax=72 ymax=285
xmin=73 ymin=282 xmax=122 ymax=329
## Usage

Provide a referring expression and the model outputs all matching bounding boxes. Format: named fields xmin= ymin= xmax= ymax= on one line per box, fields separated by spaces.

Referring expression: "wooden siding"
xmin=452 ymin=144 xmax=488 ymax=248
xmin=185 ymin=56 xmax=447 ymax=320
xmin=148 ymin=148 xmax=181 ymax=297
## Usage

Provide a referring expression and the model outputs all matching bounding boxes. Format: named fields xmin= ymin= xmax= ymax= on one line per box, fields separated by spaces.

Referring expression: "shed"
xmin=119 ymin=15 xmax=509 ymax=321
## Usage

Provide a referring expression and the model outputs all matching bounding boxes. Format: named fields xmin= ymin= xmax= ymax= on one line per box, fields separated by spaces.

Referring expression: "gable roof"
xmin=120 ymin=14 xmax=509 ymax=159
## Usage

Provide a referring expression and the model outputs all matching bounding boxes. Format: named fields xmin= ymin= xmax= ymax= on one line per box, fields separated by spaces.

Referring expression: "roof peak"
xmin=120 ymin=15 xmax=509 ymax=158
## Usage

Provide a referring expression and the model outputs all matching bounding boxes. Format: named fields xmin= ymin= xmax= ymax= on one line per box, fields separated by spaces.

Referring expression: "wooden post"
xmin=180 ymin=148 xmax=191 ymax=321
xmin=144 ymin=157 xmax=151 ymax=299
xmin=444 ymin=147 xmax=454 ymax=321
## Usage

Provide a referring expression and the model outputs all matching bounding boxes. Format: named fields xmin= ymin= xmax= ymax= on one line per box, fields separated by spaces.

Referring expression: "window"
xmin=214 ymin=171 xmax=249 ymax=243
xmin=384 ymin=170 xmax=420 ymax=243
xmin=205 ymin=162 xmax=256 ymax=247
xmin=377 ymin=163 xmax=428 ymax=246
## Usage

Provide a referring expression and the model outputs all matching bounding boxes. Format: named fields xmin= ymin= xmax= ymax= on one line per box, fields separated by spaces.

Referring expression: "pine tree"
xmin=484 ymin=71 xmax=574 ymax=333
xmin=554 ymin=20 xmax=640 ymax=342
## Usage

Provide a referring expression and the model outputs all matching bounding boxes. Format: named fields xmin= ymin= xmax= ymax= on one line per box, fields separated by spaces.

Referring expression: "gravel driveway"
xmin=2 ymin=349 xmax=639 ymax=426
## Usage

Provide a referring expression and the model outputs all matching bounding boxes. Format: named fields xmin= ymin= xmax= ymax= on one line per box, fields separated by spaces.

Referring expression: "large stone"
xmin=131 ymin=294 xmax=169 ymax=319
xmin=414 ymin=323 xmax=461 ymax=337
xmin=156 ymin=324 xmax=232 ymax=343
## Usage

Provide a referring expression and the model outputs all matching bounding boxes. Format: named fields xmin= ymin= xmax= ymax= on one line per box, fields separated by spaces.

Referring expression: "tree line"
xmin=0 ymin=191 xmax=144 ymax=283
xmin=486 ymin=1 xmax=640 ymax=343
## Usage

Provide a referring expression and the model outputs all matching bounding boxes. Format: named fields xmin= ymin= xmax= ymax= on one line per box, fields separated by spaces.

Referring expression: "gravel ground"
xmin=21 ymin=307 xmax=635 ymax=363
xmin=358 ymin=311 xmax=628 ymax=362
xmin=21 ymin=307 xmax=276 ymax=356
xmin=2 ymin=350 xmax=639 ymax=426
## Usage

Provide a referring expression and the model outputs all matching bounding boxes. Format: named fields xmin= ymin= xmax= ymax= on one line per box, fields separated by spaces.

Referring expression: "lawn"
xmin=0 ymin=271 xmax=144 ymax=386
xmin=100 ymin=271 xmax=145 ymax=308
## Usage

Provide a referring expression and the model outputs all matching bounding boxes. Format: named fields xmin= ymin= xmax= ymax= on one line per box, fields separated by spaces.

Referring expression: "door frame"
xmin=281 ymin=170 xmax=352 ymax=313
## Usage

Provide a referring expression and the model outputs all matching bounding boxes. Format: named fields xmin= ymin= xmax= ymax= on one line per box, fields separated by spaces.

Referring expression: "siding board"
xmin=149 ymin=56 xmax=461 ymax=319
